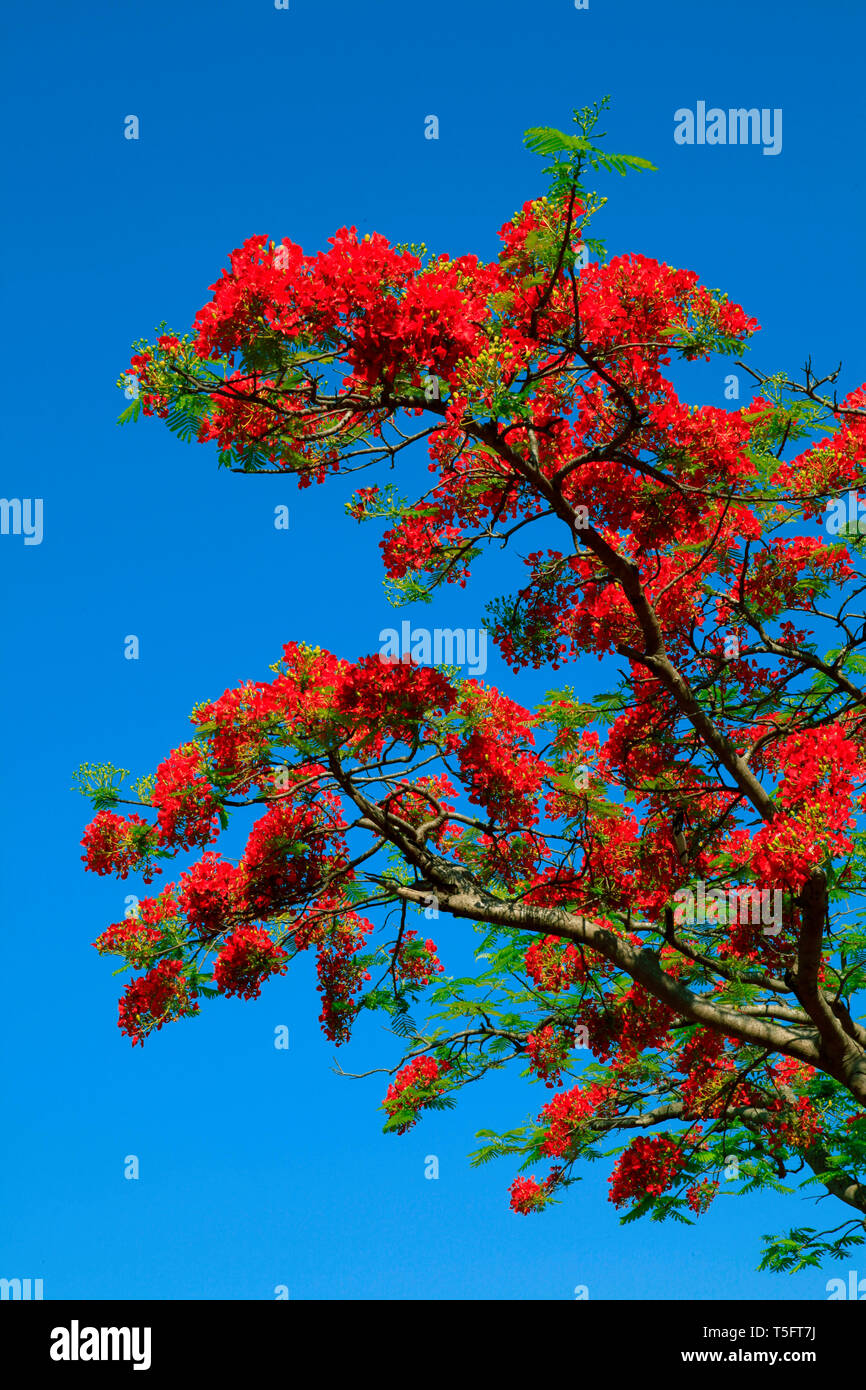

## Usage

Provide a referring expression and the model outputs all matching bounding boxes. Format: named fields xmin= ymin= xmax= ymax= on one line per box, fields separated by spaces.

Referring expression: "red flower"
xmin=508 ymin=1175 xmax=547 ymax=1215
xmin=151 ymin=744 xmax=219 ymax=851
xmin=81 ymin=809 xmax=161 ymax=882
xmin=213 ymin=927 xmax=288 ymax=1001
xmin=383 ymin=1056 xmax=450 ymax=1134
xmin=118 ymin=960 xmax=199 ymax=1046
xmin=608 ymin=1135 xmax=686 ymax=1207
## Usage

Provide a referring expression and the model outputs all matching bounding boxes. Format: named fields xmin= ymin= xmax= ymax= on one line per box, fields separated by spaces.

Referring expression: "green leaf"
xmin=118 ymin=398 xmax=142 ymax=426
xmin=523 ymin=126 xmax=656 ymax=176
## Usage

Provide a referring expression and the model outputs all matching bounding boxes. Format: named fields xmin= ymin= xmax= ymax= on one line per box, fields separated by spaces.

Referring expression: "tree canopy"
xmin=80 ymin=101 xmax=866 ymax=1273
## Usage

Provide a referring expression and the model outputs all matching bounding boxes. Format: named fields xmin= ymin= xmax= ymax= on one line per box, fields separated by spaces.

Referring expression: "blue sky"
xmin=2 ymin=0 xmax=865 ymax=1300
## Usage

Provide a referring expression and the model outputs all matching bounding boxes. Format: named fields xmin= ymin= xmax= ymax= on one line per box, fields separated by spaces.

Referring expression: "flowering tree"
xmin=80 ymin=101 xmax=866 ymax=1272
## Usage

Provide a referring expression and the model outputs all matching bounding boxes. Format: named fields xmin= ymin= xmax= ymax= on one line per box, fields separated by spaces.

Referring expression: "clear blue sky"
xmin=2 ymin=0 xmax=864 ymax=1300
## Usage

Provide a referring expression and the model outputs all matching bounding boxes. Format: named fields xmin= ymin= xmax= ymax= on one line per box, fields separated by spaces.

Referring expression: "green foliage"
xmin=470 ymin=1126 xmax=533 ymax=1168
xmin=759 ymin=1224 xmax=865 ymax=1274
xmin=523 ymin=98 xmax=656 ymax=218
xmin=117 ymin=398 xmax=142 ymax=425
xmin=72 ymin=762 xmax=130 ymax=811
xmin=523 ymin=125 xmax=657 ymax=178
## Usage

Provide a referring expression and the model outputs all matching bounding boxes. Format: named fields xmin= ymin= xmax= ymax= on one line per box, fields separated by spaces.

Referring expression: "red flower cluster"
xmin=335 ymin=658 xmax=457 ymax=758
xmin=455 ymin=687 xmax=543 ymax=830
xmin=315 ymin=916 xmax=372 ymax=1044
xmin=178 ymin=853 xmax=246 ymax=938
xmin=118 ymin=960 xmax=199 ymax=1046
xmin=81 ymin=810 xmax=161 ymax=883
xmin=524 ymin=936 xmax=587 ymax=993
xmin=685 ymin=1180 xmax=718 ymax=1215
xmin=508 ymin=1175 xmax=548 ymax=1215
xmin=608 ymin=1134 xmax=686 ymax=1207
xmin=774 ymin=1096 xmax=821 ymax=1152
xmin=724 ymin=723 xmax=866 ymax=891
xmin=213 ymin=927 xmax=288 ymax=1000
xmin=93 ymin=919 xmax=164 ymax=968
xmin=538 ymin=1082 xmax=607 ymax=1157
xmin=151 ymin=744 xmax=219 ymax=851
xmin=393 ymin=930 xmax=444 ymax=989
xmin=138 ymin=890 xmax=179 ymax=927
xmin=615 ymin=984 xmax=677 ymax=1060
xmin=242 ymin=799 xmax=335 ymax=915
xmin=525 ymin=1026 xmax=572 ymax=1088
xmin=383 ymin=1055 xmax=450 ymax=1134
